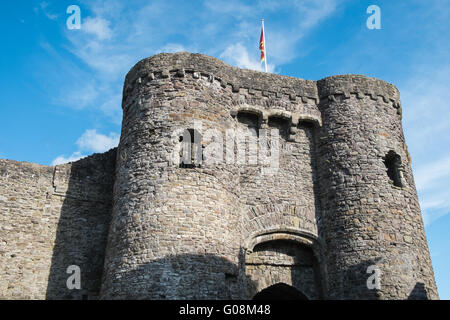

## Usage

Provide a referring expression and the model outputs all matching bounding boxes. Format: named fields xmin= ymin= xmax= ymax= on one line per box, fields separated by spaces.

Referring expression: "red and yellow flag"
xmin=259 ymin=27 xmax=265 ymax=62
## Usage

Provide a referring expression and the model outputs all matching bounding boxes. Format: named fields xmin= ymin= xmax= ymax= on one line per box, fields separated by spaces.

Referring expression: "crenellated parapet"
xmin=317 ymin=75 xmax=402 ymax=115
xmin=121 ymin=53 xmax=320 ymax=123
xmin=124 ymin=52 xmax=318 ymax=103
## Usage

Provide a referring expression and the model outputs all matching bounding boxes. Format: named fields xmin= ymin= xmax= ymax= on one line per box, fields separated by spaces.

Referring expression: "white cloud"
xmin=59 ymin=81 xmax=99 ymax=109
xmin=159 ymin=43 xmax=187 ymax=54
xmin=38 ymin=1 xmax=58 ymax=20
xmin=420 ymin=196 xmax=450 ymax=226
xmin=220 ymin=43 xmax=274 ymax=72
xmin=413 ymin=156 xmax=450 ymax=226
xmin=51 ymin=152 xmax=86 ymax=166
xmin=51 ymin=130 xmax=119 ymax=165
xmin=76 ymin=129 xmax=119 ymax=153
xmin=67 ymin=41 xmax=133 ymax=76
xmin=82 ymin=17 xmax=113 ymax=40
xmin=99 ymin=92 xmax=123 ymax=124
xmin=415 ymin=157 xmax=450 ymax=192
xmin=293 ymin=0 xmax=338 ymax=30
xmin=36 ymin=41 xmax=123 ymax=124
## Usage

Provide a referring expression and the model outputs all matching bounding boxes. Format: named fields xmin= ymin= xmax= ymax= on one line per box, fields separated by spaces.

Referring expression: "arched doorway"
xmin=245 ymin=239 xmax=323 ymax=299
xmin=253 ymin=283 xmax=308 ymax=300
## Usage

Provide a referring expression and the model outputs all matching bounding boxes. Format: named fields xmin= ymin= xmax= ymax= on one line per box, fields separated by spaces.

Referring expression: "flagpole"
xmin=262 ymin=19 xmax=268 ymax=72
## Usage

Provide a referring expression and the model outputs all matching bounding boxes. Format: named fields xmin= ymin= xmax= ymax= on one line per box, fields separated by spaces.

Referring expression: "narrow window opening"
xmin=237 ymin=111 xmax=260 ymax=131
xmin=297 ymin=120 xmax=316 ymax=142
xmin=179 ymin=128 xmax=202 ymax=168
xmin=268 ymin=116 xmax=290 ymax=140
xmin=298 ymin=120 xmax=315 ymax=129
xmin=236 ymin=111 xmax=260 ymax=163
xmin=384 ymin=151 xmax=404 ymax=187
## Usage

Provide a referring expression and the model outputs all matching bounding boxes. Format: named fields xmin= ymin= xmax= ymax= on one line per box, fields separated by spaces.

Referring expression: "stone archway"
xmin=244 ymin=231 xmax=324 ymax=300
xmin=253 ymin=283 xmax=308 ymax=300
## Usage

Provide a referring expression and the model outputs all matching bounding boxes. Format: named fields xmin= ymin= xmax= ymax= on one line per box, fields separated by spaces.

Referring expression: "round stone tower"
xmin=316 ymin=75 xmax=438 ymax=299
xmin=100 ymin=54 xmax=244 ymax=299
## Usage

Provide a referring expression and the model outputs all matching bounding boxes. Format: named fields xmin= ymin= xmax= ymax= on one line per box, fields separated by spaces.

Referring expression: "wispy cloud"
xmin=402 ymin=67 xmax=450 ymax=226
xmin=51 ymin=129 xmax=119 ymax=165
xmin=220 ymin=43 xmax=275 ymax=72
xmin=51 ymin=151 xmax=86 ymax=166
xmin=420 ymin=196 xmax=450 ymax=227
xmin=76 ymin=129 xmax=119 ymax=153
xmin=159 ymin=43 xmax=187 ymax=54
xmin=415 ymin=157 xmax=450 ymax=192
xmin=81 ymin=17 xmax=113 ymax=40
xmin=36 ymin=1 xmax=58 ymax=21
xmin=414 ymin=156 xmax=450 ymax=226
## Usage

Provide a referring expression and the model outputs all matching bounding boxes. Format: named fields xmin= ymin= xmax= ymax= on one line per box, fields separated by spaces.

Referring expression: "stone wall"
xmin=0 ymin=160 xmax=54 ymax=299
xmin=0 ymin=149 xmax=116 ymax=299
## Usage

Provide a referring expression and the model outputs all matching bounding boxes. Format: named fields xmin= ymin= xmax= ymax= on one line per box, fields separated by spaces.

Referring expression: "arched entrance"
xmin=244 ymin=234 xmax=324 ymax=300
xmin=253 ymin=283 xmax=308 ymax=300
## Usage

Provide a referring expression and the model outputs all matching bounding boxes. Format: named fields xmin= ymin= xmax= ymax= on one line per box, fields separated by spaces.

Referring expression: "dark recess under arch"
xmin=253 ymin=283 xmax=308 ymax=300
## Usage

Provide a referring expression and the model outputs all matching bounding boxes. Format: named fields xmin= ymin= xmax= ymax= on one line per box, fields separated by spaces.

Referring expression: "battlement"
xmin=125 ymin=52 xmax=317 ymax=100
xmin=123 ymin=52 xmax=402 ymax=119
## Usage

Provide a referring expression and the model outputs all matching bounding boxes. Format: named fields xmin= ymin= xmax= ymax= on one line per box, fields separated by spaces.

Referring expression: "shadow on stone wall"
xmin=303 ymin=121 xmax=321 ymax=221
xmin=305 ymin=122 xmax=328 ymax=298
xmin=342 ymin=259 xmax=431 ymax=300
xmin=408 ymin=282 xmax=429 ymax=300
xmin=101 ymin=252 xmax=258 ymax=300
xmin=339 ymin=258 xmax=384 ymax=300
xmin=45 ymin=150 xmax=116 ymax=300
xmin=290 ymin=240 xmax=324 ymax=300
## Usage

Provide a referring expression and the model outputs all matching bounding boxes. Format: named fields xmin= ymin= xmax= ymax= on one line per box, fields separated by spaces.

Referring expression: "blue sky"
xmin=0 ymin=0 xmax=449 ymax=298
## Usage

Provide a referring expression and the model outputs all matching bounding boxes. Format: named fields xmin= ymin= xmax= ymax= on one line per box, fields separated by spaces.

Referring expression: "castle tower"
xmin=99 ymin=53 xmax=438 ymax=299
xmin=316 ymin=76 xmax=439 ymax=299
xmin=100 ymin=54 xmax=243 ymax=299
